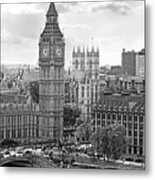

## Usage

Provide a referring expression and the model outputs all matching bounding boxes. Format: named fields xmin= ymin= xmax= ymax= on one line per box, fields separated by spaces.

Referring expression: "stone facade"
xmin=38 ymin=3 xmax=65 ymax=142
xmin=0 ymin=104 xmax=39 ymax=144
xmin=70 ymin=47 xmax=100 ymax=121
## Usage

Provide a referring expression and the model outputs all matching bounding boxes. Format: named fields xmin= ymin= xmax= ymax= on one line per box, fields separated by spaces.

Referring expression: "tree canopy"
xmin=90 ymin=123 xmax=128 ymax=160
xmin=29 ymin=81 xmax=39 ymax=103
xmin=64 ymin=106 xmax=81 ymax=127
xmin=0 ymin=139 xmax=19 ymax=147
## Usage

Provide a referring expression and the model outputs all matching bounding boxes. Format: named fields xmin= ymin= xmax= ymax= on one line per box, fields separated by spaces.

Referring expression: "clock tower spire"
xmin=39 ymin=2 xmax=64 ymax=142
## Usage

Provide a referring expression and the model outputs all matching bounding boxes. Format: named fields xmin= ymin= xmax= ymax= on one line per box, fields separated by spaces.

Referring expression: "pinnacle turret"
xmin=46 ymin=2 xmax=58 ymax=16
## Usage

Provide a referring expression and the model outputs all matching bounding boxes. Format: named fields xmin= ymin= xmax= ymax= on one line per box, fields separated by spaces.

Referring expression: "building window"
xmin=95 ymin=73 xmax=98 ymax=79
xmin=134 ymin=123 xmax=138 ymax=129
xmin=97 ymin=120 xmax=100 ymax=126
xmin=6 ymin=130 xmax=10 ymax=139
xmin=18 ymin=129 xmax=22 ymax=138
xmin=128 ymin=147 xmax=132 ymax=154
xmin=134 ymin=147 xmax=137 ymax=155
xmin=129 ymin=130 xmax=132 ymax=136
xmin=102 ymin=113 xmax=105 ymax=119
xmin=87 ymin=87 xmax=89 ymax=97
xmin=118 ymin=115 xmax=121 ymax=121
xmin=0 ymin=131 xmax=4 ymax=139
xmin=134 ymin=116 xmax=137 ymax=122
xmin=139 ymin=116 xmax=143 ymax=123
xmin=75 ymin=59 xmax=78 ymax=69
xmin=139 ymin=148 xmax=143 ymax=155
xmin=102 ymin=121 xmax=105 ymax=126
xmin=58 ymin=68 xmax=61 ymax=79
xmin=140 ymin=139 xmax=143 ymax=146
xmin=82 ymin=87 xmax=85 ymax=98
xmin=112 ymin=114 xmax=116 ymax=120
xmin=89 ymin=60 xmax=92 ymax=70
xmin=107 ymin=114 xmax=110 ymax=120
xmin=80 ymin=61 xmax=83 ymax=70
xmin=129 ymin=115 xmax=132 ymax=122
xmin=97 ymin=113 xmax=100 ymax=119
xmin=123 ymin=115 xmax=126 ymax=120
xmin=1 ymin=118 xmax=4 ymax=126
xmin=92 ymin=120 xmax=95 ymax=126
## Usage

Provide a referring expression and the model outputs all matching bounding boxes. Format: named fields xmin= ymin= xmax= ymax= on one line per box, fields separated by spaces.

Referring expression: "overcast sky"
xmin=1 ymin=0 xmax=144 ymax=68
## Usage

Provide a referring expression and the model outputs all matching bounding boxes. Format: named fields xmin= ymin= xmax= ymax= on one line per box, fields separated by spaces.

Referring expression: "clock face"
xmin=42 ymin=46 xmax=49 ymax=57
xmin=55 ymin=47 xmax=63 ymax=57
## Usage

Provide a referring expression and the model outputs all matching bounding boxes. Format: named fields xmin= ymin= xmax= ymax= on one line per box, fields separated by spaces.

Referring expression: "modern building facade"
xmin=122 ymin=48 xmax=136 ymax=76
xmin=136 ymin=49 xmax=145 ymax=77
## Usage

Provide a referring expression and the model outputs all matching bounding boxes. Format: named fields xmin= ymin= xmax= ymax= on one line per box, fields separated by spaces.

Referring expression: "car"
xmin=15 ymin=151 xmax=23 ymax=157
xmin=3 ymin=151 xmax=11 ymax=159
xmin=33 ymin=148 xmax=43 ymax=156
xmin=0 ymin=153 xmax=4 ymax=159
xmin=43 ymin=154 xmax=50 ymax=159
xmin=10 ymin=150 xmax=16 ymax=157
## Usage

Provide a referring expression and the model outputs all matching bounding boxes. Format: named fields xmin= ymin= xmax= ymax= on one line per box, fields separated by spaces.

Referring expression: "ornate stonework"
xmin=39 ymin=3 xmax=65 ymax=142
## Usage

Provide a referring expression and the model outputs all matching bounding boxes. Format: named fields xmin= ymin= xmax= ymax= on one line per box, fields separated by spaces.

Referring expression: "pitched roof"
xmin=46 ymin=2 xmax=58 ymax=16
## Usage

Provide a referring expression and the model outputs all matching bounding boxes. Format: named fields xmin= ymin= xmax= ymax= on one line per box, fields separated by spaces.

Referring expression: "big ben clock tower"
xmin=39 ymin=3 xmax=64 ymax=142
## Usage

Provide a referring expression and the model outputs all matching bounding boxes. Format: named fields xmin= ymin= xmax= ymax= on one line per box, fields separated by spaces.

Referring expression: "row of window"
xmin=128 ymin=146 xmax=144 ymax=156
xmin=94 ymin=113 xmax=144 ymax=122
xmin=93 ymin=119 xmax=143 ymax=130
xmin=0 ymin=129 xmax=39 ymax=139
xmin=74 ymin=59 xmax=99 ymax=70
xmin=81 ymin=85 xmax=98 ymax=98
xmin=0 ymin=115 xmax=38 ymax=126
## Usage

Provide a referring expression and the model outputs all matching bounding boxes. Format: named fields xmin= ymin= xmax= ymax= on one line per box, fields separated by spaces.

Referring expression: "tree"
xmin=29 ymin=81 xmax=39 ymax=103
xmin=0 ymin=139 xmax=19 ymax=148
xmin=7 ymin=80 xmax=13 ymax=89
xmin=0 ymin=71 xmax=4 ymax=83
xmin=110 ymin=124 xmax=127 ymax=160
xmin=64 ymin=106 xmax=81 ymax=127
xmin=90 ymin=123 xmax=128 ymax=161
xmin=76 ymin=121 xmax=91 ymax=142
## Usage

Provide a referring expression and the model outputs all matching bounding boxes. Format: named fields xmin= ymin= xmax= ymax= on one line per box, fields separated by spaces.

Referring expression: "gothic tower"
xmin=86 ymin=46 xmax=99 ymax=80
xmin=39 ymin=3 xmax=65 ymax=142
xmin=72 ymin=46 xmax=85 ymax=72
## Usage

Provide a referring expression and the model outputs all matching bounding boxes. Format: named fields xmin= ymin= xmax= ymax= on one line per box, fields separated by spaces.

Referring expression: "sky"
xmin=1 ymin=0 xmax=145 ymax=68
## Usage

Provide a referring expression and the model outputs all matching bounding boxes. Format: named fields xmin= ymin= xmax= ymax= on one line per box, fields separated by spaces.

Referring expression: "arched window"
xmin=80 ymin=60 xmax=83 ymax=70
xmin=89 ymin=60 xmax=92 ymax=70
xmin=75 ymin=59 xmax=78 ymax=69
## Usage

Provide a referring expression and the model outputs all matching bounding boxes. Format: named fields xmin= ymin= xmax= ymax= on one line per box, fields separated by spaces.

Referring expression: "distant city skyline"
xmin=1 ymin=1 xmax=144 ymax=68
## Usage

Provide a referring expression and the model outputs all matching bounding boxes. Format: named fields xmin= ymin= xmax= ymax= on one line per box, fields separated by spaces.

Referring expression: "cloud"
xmin=1 ymin=12 xmax=44 ymax=40
xmin=64 ymin=24 xmax=89 ymax=30
xmin=56 ymin=2 xmax=79 ymax=14
xmin=56 ymin=4 xmax=70 ymax=14
xmin=92 ymin=2 xmax=132 ymax=15
xmin=1 ymin=3 xmax=45 ymax=14
xmin=1 ymin=29 xmax=23 ymax=45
